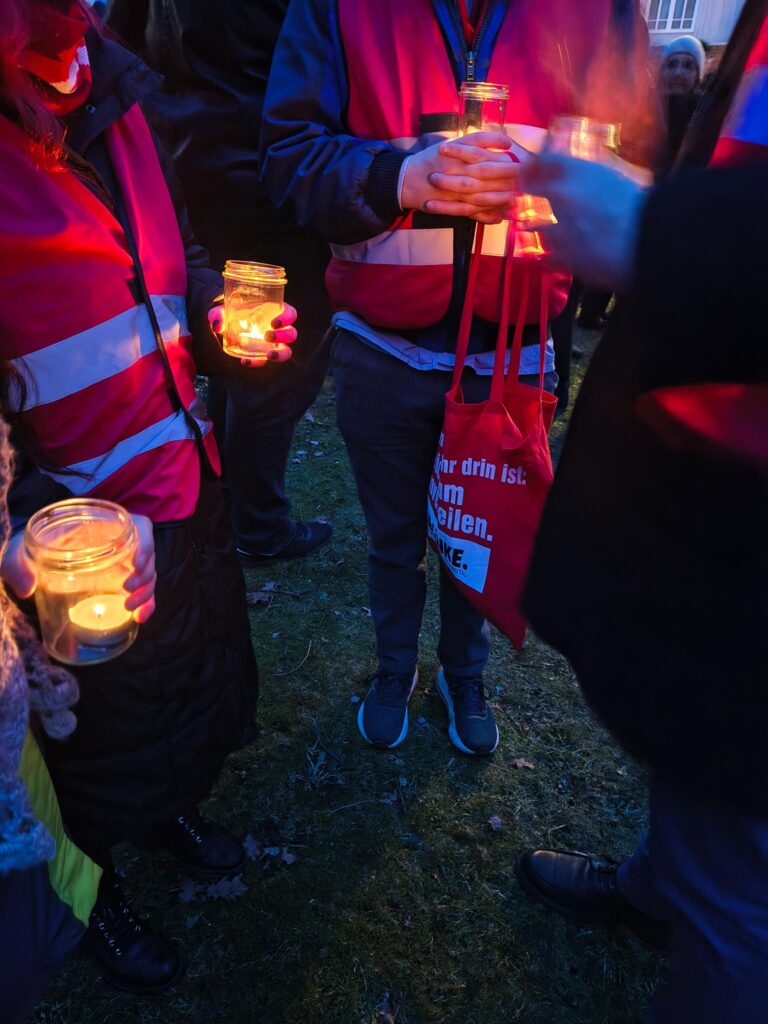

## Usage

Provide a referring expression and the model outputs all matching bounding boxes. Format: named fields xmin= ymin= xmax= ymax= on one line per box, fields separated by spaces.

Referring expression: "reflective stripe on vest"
xmin=10 ymin=295 xmax=188 ymax=409
xmin=40 ymin=410 xmax=198 ymax=494
xmin=330 ymin=219 xmax=512 ymax=267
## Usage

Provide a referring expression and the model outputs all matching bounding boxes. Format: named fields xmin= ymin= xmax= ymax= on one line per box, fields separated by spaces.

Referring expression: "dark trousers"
xmin=208 ymin=230 xmax=332 ymax=554
xmin=43 ymin=479 xmax=257 ymax=862
xmin=333 ymin=329 xmax=556 ymax=679
xmin=619 ymin=778 xmax=768 ymax=1023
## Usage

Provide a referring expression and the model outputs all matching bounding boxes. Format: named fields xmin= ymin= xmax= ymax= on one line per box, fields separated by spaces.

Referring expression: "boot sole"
xmin=436 ymin=669 xmax=499 ymax=756
xmin=357 ymin=669 xmax=418 ymax=749
xmin=84 ymin=946 xmax=186 ymax=995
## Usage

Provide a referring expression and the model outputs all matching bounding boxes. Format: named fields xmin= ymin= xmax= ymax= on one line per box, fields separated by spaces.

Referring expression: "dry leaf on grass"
xmin=206 ymin=875 xmax=248 ymax=901
xmin=244 ymin=834 xmax=263 ymax=861
xmin=179 ymin=878 xmax=203 ymax=903
xmin=511 ymin=758 xmax=535 ymax=770
xmin=487 ymin=814 xmax=503 ymax=831
xmin=246 ymin=581 xmax=280 ymax=607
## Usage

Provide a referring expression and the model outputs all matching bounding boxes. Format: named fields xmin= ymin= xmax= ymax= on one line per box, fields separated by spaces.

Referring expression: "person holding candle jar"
xmin=0 ymin=0 xmax=297 ymax=994
xmin=506 ymin=1 xmax=768 ymax=1019
xmin=261 ymin=0 xmax=655 ymax=755
xmin=105 ymin=0 xmax=335 ymax=566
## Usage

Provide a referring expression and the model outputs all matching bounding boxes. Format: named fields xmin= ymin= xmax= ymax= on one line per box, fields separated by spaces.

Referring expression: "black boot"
xmin=84 ymin=876 xmax=183 ymax=992
xmin=514 ymin=849 xmax=670 ymax=948
xmin=160 ymin=809 xmax=246 ymax=882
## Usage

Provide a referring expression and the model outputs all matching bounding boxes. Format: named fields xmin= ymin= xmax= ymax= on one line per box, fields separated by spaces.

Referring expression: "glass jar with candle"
xmin=458 ymin=81 xmax=509 ymax=135
xmin=222 ymin=260 xmax=287 ymax=360
xmin=546 ymin=115 xmax=621 ymax=160
xmin=25 ymin=499 xmax=139 ymax=666
xmin=509 ymin=117 xmax=622 ymax=241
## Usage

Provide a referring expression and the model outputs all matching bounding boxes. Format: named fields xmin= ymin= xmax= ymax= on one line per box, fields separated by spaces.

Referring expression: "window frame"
xmin=645 ymin=0 xmax=698 ymax=33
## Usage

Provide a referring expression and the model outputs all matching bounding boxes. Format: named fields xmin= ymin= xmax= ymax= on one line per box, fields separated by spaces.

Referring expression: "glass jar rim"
xmin=458 ymin=81 xmax=510 ymax=102
xmin=549 ymin=116 xmax=621 ymax=151
xmin=223 ymin=260 xmax=288 ymax=285
xmin=25 ymin=498 xmax=137 ymax=570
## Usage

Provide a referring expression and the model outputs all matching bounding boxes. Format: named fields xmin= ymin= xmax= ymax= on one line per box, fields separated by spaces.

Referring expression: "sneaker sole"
xmin=357 ymin=669 xmax=418 ymax=750
xmin=436 ymin=668 xmax=499 ymax=756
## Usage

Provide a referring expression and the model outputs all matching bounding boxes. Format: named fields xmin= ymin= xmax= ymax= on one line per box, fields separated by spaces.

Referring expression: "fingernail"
xmin=265 ymin=330 xmax=276 ymax=343
xmin=272 ymin=319 xmax=283 ymax=329
xmin=267 ymin=350 xmax=280 ymax=361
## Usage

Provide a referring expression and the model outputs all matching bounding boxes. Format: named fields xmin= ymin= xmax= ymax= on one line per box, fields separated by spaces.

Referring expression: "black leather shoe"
xmin=515 ymin=849 xmax=670 ymax=948
xmin=161 ymin=810 xmax=246 ymax=882
xmin=237 ymin=520 xmax=332 ymax=564
xmin=85 ymin=878 xmax=183 ymax=993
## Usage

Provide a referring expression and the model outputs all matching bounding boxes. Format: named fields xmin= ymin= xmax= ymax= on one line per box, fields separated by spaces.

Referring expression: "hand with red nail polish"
xmin=208 ymin=302 xmax=297 ymax=367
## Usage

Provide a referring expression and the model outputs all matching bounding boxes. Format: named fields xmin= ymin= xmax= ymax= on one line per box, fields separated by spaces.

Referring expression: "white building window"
xmin=646 ymin=0 xmax=698 ymax=31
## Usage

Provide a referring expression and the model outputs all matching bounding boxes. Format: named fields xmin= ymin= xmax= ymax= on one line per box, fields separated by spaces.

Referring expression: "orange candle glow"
xmin=68 ymin=594 xmax=134 ymax=646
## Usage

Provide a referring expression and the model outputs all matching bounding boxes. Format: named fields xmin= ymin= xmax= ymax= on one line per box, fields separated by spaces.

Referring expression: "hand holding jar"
xmin=515 ymin=152 xmax=651 ymax=292
xmin=208 ymin=262 xmax=298 ymax=366
xmin=2 ymin=510 xmax=157 ymax=621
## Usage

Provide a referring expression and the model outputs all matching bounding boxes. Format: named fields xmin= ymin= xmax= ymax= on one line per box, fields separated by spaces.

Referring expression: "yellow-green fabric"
xmin=18 ymin=731 xmax=101 ymax=926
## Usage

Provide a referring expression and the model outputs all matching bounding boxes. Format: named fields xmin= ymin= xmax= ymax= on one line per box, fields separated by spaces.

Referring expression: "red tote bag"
xmin=427 ymin=225 xmax=557 ymax=649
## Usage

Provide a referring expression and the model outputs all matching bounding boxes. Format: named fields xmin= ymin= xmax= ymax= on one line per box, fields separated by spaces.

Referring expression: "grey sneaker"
xmin=436 ymin=668 xmax=499 ymax=755
xmin=357 ymin=669 xmax=418 ymax=749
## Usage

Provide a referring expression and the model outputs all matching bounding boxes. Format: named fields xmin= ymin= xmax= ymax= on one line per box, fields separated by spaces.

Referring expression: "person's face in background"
xmin=661 ymin=53 xmax=700 ymax=95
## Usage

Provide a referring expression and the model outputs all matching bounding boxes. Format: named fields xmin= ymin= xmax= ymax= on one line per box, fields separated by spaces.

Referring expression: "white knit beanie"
xmin=662 ymin=35 xmax=706 ymax=80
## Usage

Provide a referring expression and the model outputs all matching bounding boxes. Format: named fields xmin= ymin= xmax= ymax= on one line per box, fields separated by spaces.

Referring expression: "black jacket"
xmin=106 ymin=0 xmax=299 ymax=263
xmin=524 ymin=0 xmax=768 ymax=815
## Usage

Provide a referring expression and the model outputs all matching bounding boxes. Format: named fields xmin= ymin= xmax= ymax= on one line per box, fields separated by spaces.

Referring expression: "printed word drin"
xmin=433 ymin=452 xmax=528 ymax=487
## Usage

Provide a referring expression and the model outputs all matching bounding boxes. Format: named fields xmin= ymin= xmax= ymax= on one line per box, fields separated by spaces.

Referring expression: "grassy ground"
xmin=34 ymin=328 xmax=664 ymax=1024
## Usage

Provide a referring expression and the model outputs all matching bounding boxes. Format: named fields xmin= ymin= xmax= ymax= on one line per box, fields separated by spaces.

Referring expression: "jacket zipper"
xmin=446 ymin=1 xmax=493 ymax=81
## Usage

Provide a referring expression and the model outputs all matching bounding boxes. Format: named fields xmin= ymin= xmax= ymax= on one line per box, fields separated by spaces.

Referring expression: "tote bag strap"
xmin=490 ymin=222 xmax=518 ymax=404
xmin=449 ymin=223 xmax=486 ymax=394
xmin=450 ymin=223 xmax=550 ymax=401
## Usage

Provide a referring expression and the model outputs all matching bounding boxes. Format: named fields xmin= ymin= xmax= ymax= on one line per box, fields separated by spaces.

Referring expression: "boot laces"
xmin=373 ymin=672 xmax=413 ymax=708
xmin=91 ymin=883 xmax=144 ymax=957
xmin=591 ymin=860 xmax=619 ymax=895
xmin=449 ymin=675 xmax=488 ymax=717
xmin=177 ymin=812 xmax=205 ymax=845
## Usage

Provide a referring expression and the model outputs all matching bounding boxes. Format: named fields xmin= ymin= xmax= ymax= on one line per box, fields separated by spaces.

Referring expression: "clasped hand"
xmin=401 ymin=132 xmax=518 ymax=224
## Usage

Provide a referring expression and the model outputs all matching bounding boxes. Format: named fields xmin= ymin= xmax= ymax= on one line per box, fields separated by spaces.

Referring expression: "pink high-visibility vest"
xmin=0 ymin=104 xmax=219 ymax=522
xmin=328 ymin=0 xmax=629 ymax=329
